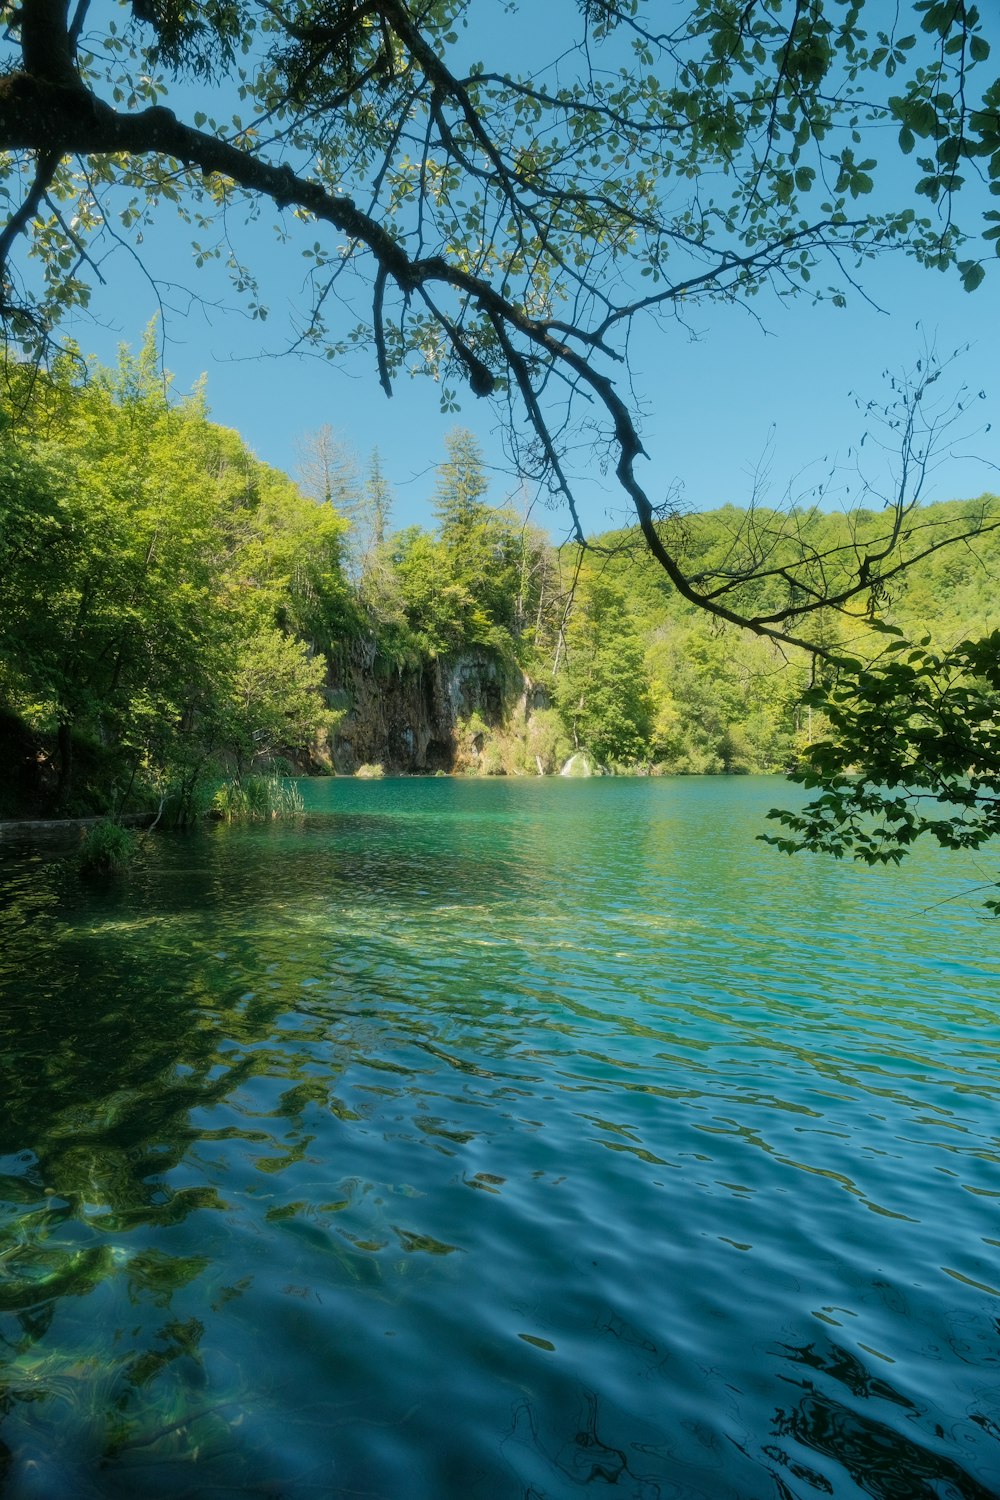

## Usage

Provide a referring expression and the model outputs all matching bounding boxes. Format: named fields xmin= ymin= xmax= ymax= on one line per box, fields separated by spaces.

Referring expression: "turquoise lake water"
xmin=0 ymin=776 xmax=998 ymax=1498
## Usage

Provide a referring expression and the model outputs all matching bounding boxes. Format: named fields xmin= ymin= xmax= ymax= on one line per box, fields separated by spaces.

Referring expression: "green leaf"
xmin=960 ymin=259 xmax=986 ymax=291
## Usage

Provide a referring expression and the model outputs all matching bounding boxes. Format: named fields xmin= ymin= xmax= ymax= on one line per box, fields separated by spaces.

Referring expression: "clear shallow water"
xmin=0 ymin=776 xmax=998 ymax=1499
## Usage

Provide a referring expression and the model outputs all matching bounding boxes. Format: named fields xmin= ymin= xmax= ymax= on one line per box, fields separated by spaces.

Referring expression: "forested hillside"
xmin=2 ymin=344 xmax=997 ymax=816
xmin=570 ymin=500 xmax=1000 ymax=774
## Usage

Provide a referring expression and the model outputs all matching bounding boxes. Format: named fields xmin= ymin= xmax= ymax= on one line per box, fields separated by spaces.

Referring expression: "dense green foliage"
xmin=349 ymin=428 xmax=557 ymax=669
xmin=0 ymin=347 xmax=562 ymax=812
xmin=764 ymin=628 xmax=1000 ymax=901
xmin=379 ymin=464 xmax=1000 ymax=783
xmin=556 ymin=583 xmax=656 ymax=769
xmin=0 ymin=336 xmax=347 ymax=816
xmin=77 ymin=820 xmax=139 ymax=876
xmin=577 ymin=496 xmax=1000 ymax=773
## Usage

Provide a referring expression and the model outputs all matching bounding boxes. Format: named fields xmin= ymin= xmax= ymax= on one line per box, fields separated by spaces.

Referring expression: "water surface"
xmin=1 ymin=777 xmax=998 ymax=1498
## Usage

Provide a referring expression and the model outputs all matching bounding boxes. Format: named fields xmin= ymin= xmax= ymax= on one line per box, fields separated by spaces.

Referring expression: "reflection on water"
xmin=1 ymin=776 xmax=999 ymax=1498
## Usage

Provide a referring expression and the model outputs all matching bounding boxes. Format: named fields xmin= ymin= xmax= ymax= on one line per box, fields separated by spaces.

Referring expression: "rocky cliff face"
xmin=327 ymin=644 xmax=513 ymax=774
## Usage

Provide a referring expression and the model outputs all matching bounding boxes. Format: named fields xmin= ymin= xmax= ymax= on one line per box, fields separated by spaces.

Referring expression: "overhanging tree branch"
xmin=1 ymin=0 xmax=998 ymax=668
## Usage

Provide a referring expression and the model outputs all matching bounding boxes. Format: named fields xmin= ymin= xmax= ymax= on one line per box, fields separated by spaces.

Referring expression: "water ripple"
xmin=1 ymin=779 xmax=999 ymax=1498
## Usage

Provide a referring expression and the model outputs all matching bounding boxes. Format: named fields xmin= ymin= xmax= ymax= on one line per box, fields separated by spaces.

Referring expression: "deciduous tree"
xmin=0 ymin=339 xmax=343 ymax=808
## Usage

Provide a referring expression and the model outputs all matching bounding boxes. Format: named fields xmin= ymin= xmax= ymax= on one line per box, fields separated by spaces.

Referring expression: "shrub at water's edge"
xmin=354 ymin=763 xmax=386 ymax=780
xmin=78 ymin=821 xmax=138 ymax=876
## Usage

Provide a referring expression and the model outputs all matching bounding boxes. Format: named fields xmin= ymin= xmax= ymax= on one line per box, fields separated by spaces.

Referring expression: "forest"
xmin=2 ymin=338 xmax=998 ymax=821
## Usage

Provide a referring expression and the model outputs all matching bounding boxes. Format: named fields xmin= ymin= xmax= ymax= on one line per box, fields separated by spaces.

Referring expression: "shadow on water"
xmin=0 ymin=808 xmax=554 ymax=1495
xmin=752 ymin=1336 xmax=999 ymax=1500
xmin=0 ymin=852 xmax=286 ymax=1492
xmin=0 ymin=781 xmax=999 ymax=1497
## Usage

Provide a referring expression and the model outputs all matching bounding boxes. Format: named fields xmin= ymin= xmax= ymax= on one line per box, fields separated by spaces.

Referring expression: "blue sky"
xmin=69 ymin=238 xmax=1000 ymax=538
xmin=56 ymin=2 xmax=1000 ymax=538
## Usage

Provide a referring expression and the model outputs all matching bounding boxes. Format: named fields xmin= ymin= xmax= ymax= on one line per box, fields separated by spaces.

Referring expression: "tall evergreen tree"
xmin=365 ymin=451 xmax=393 ymax=553
xmin=433 ymin=430 xmax=491 ymax=554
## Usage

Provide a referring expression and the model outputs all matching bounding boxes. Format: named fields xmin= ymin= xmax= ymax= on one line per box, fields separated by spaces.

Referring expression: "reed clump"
xmin=78 ymin=821 xmax=138 ymax=876
xmin=212 ymin=775 xmax=304 ymax=820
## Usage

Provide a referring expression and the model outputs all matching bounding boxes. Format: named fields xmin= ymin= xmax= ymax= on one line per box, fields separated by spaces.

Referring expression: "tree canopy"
xmin=0 ymin=334 xmax=347 ymax=815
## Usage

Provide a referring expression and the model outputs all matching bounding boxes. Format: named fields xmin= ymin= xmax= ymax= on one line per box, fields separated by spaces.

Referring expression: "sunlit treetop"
xmin=1 ymin=0 xmax=999 ymax=650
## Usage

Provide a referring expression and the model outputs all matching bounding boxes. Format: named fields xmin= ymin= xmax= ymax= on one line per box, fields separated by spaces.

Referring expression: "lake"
xmin=0 ymin=777 xmax=998 ymax=1498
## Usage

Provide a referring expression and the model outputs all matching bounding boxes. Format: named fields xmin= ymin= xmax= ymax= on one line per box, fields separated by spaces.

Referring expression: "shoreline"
xmin=0 ymin=813 xmax=156 ymax=838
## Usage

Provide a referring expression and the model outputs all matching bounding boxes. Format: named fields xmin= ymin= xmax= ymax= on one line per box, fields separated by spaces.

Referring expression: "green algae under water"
xmin=0 ymin=776 xmax=998 ymax=1499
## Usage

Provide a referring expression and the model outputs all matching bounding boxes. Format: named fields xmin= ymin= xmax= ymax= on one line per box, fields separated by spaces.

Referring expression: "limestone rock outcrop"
xmin=327 ymin=645 xmax=510 ymax=774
